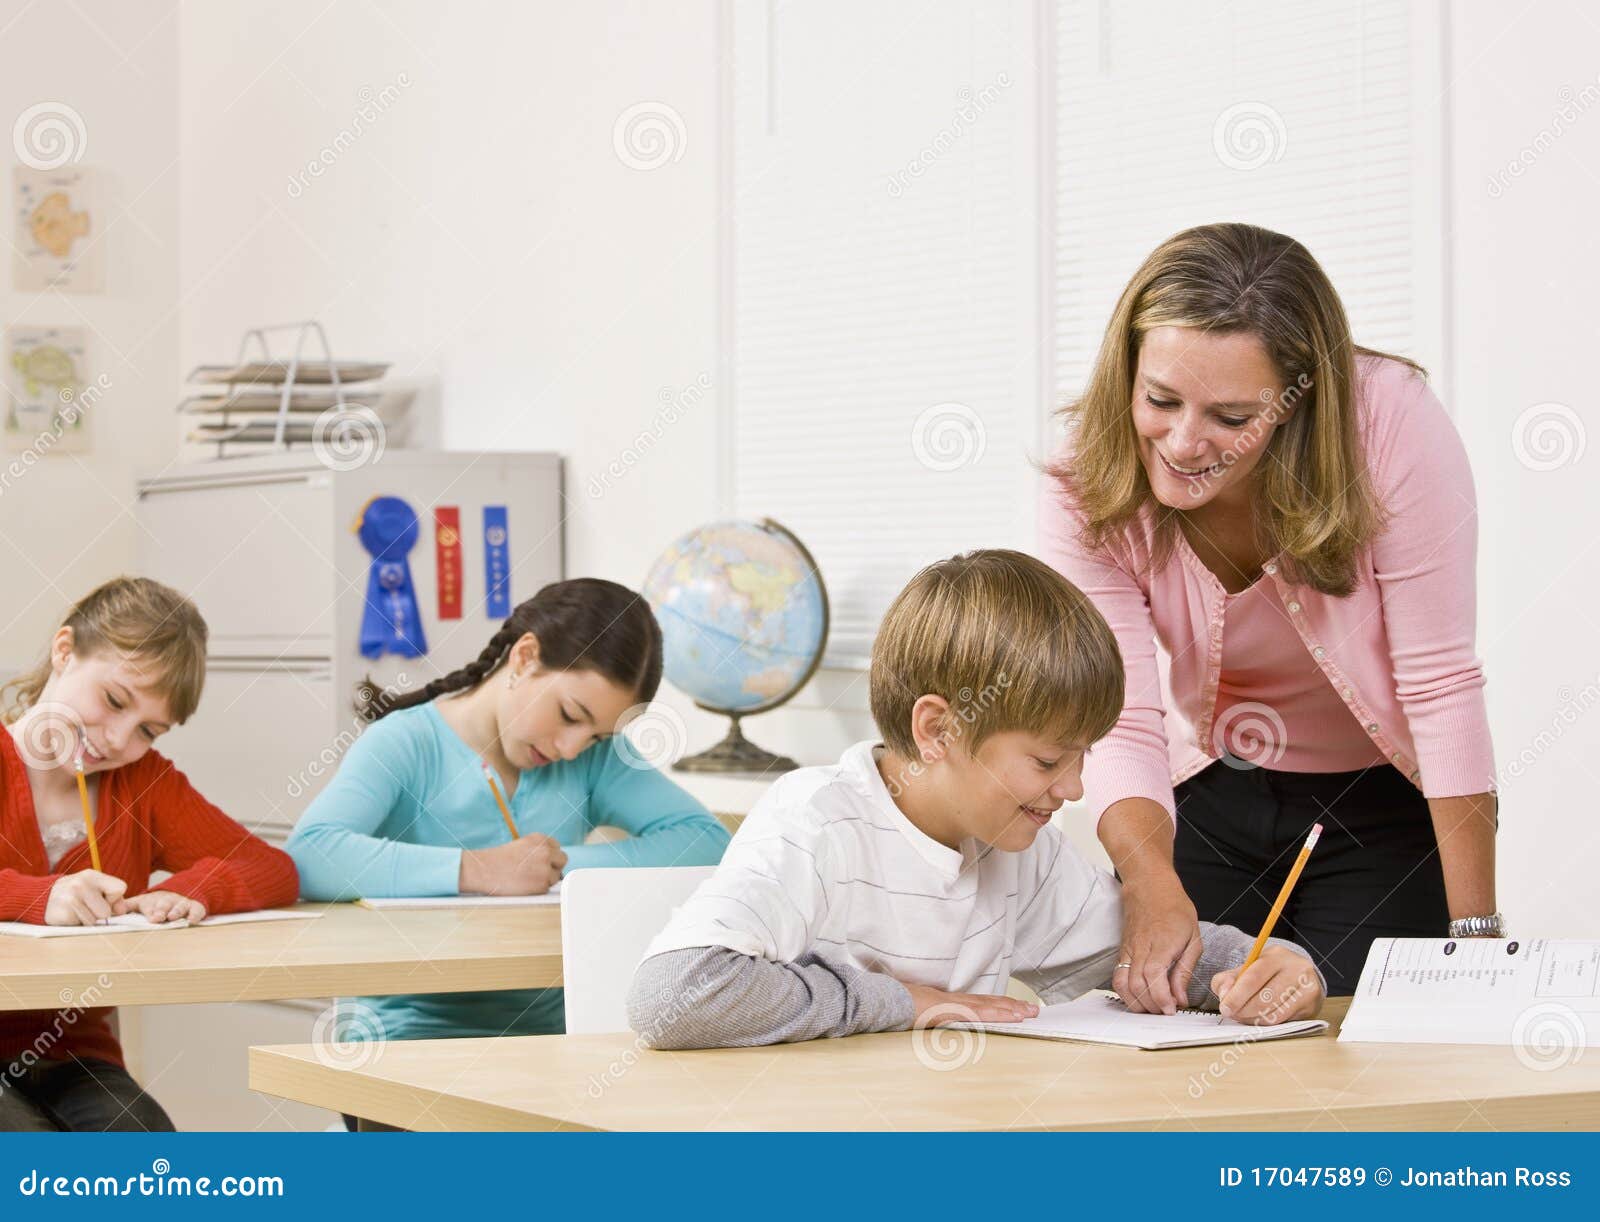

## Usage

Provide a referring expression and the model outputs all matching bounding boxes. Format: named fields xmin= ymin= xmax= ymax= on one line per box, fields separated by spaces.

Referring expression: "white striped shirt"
xmin=644 ymin=739 xmax=1124 ymax=999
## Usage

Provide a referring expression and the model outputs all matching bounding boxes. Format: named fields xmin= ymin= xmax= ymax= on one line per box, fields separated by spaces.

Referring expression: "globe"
xmin=642 ymin=518 xmax=829 ymax=773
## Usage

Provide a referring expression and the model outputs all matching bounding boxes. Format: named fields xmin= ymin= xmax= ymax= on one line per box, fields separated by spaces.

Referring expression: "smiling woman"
xmin=1039 ymin=222 xmax=1501 ymax=1004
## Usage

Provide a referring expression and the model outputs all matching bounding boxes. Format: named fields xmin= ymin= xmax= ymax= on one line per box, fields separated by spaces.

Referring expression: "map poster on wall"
xmin=4 ymin=325 xmax=90 ymax=454
xmin=13 ymin=165 xmax=103 ymax=293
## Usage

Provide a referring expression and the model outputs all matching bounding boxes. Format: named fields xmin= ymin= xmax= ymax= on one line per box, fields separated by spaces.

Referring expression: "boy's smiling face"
xmin=944 ymin=729 xmax=1087 ymax=852
xmin=885 ymin=692 xmax=1090 ymax=853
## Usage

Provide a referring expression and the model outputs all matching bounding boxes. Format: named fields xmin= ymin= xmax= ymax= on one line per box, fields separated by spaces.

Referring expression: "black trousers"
xmin=0 ymin=1057 xmax=175 ymax=1132
xmin=1173 ymin=759 xmax=1448 ymax=996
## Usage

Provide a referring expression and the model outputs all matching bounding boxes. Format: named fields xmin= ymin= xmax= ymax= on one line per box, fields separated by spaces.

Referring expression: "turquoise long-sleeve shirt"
xmin=286 ymin=701 xmax=730 ymax=1042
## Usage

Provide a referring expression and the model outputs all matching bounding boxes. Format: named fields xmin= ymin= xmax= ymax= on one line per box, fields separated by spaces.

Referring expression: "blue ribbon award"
xmin=357 ymin=495 xmax=430 ymax=659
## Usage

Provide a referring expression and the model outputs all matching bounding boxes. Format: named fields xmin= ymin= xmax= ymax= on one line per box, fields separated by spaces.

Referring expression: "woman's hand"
xmin=459 ymin=834 xmax=567 ymax=896
xmin=902 ymin=982 xmax=1038 ymax=1026
xmin=44 ymin=870 xmax=128 ymax=926
xmin=115 ymin=890 xmax=207 ymax=925
xmin=1111 ymin=871 xmax=1203 ymax=1014
xmin=1210 ymin=946 xmax=1325 ymax=1024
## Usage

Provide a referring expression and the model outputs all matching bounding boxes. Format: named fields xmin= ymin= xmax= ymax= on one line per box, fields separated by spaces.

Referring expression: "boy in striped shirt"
xmin=627 ymin=549 xmax=1324 ymax=1048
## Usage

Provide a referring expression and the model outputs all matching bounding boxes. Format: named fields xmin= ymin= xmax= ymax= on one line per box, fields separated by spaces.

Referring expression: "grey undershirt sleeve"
xmin=626 ymin=945 xmax=915 ymax=1050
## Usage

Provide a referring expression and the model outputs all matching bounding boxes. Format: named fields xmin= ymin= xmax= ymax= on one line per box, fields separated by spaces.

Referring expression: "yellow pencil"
xmin=1240 ymin=822 xmax=1322 ymax=972
xmin=74 ymin=757 xmax=103 ymax=873
xmin=480 ymin=761 xmax=520 ymax=843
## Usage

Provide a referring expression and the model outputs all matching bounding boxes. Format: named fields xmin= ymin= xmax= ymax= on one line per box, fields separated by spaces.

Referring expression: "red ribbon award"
xmin=435 ymin=505 xmax=463 ymax=620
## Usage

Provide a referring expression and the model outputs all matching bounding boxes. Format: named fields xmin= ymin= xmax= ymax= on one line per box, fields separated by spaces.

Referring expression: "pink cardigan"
xmin=1039 ymin=355 xmax=1497 ymax=826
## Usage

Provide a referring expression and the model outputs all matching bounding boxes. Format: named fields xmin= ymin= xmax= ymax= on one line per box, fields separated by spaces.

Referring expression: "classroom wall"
xmin=0 ymin=1 xmax=180 ymax=677
xmin=1 ymin=0 xmax=1590 ymax=962
xmin=1448 ymin=4 xmax=1600 ymax=938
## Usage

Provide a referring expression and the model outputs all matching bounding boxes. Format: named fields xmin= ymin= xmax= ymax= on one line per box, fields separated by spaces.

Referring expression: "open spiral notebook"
xmin=949 ymin=991 xmax=1328 ymax=1050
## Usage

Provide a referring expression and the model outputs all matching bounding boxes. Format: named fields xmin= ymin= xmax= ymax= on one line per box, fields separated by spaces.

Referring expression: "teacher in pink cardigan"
xmin=1040 ymin=222 xmax=1499 ymax=1003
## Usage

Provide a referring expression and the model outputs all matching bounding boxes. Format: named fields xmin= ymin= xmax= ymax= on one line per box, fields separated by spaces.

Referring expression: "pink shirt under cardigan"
xmin=1039 ymin=355 xmax=1496 ymax=826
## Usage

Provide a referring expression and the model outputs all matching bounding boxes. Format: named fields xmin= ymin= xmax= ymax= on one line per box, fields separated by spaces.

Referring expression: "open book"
xmin=0 ymin=908 xmax=320 ymax=939
xmin=357 ymin=884 xmax=561 ymax=911
xmin=1339 ymin=937 xmax=1600 ymax=1046
xmin=951 ymin=990 xmax=1328 ymax=1050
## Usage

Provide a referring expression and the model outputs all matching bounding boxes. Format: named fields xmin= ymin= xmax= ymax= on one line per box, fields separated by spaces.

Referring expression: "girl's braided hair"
xmin=358 ymin=578 xmax=663 ymax=722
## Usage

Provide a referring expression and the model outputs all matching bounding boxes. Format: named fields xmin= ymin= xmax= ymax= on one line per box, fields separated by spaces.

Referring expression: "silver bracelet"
xmin=1448 ymin=912 xmax=1506 ymax=938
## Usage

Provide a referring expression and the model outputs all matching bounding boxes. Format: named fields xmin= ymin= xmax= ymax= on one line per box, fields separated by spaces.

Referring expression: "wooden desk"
xmin=248 ymin=997 xmax=1600 ymax=1131
xmin=0 ymin=903 xmax=562 ymax=1010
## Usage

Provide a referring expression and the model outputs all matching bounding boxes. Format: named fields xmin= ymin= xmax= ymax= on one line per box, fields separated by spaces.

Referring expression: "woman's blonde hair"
xmin=1048 ymin=222 xmax=1421 ymax=596
xmin=1 ymin=576 xmax=209 ymax=725
xmin=869 ymin=549 xmax=1124 ymax=763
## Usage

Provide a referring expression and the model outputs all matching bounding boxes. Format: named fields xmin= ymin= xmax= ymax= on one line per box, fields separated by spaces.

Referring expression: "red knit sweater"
xmin=0 ymin=730 xmax=299 ymax=1069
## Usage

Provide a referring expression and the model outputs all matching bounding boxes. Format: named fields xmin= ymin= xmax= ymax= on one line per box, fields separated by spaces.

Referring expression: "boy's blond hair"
xmin=869 ymin=549 xmax=1124 ymax=762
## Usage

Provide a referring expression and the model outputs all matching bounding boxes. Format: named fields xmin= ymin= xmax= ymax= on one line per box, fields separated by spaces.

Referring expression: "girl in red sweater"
xmin=0 ymin=577 xmax=299 ymax=1131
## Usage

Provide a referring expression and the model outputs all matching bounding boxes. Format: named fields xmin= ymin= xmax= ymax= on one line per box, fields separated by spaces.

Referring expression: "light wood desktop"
xmin=248 ymin=997 xmax=1600 ymax=1131
xmin=0 ymin=902 xmax=563 ymax=1011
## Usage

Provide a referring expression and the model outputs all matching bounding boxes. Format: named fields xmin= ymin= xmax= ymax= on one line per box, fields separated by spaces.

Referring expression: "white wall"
xmin=1449 ymin=2 xmax=1600 ymax=936
xmin=0 ymin=0 xmax=179 ymax=676
xmin=172 ymin=0 xmax=872 ymax=767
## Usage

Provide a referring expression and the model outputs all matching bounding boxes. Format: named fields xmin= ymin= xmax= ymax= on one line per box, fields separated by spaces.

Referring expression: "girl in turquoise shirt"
xmin=286 ymin=577 xmax=730 ymax=1047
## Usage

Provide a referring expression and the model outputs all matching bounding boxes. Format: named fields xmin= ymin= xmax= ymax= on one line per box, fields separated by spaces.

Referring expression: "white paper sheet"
xmin=1338 ymin=937 xmax=1600 ymax=1046
xmin=356 ymin=884 xmax=562 ymax=911
xmin=0 ymin=908 xmax=322 ymax=938
xmin=954 ymin=991 xmax=1328 ymax=1050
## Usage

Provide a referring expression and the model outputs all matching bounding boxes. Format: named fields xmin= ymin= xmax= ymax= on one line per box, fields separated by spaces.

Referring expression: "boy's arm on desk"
xmin=627 ymin=945 xmax=914 ymax=1050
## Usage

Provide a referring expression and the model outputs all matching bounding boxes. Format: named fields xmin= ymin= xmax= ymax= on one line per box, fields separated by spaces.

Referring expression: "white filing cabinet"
xmin=135 ymin=449 xmax=564 ymax=843
xmin=129 ymin=450 xmax=563 ymax=1131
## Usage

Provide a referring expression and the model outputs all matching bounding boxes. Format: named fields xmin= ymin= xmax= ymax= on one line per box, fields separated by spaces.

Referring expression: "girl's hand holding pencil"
xmin=459 ymin=834 xmax=566 ymax=896
xmin=44 ymin=870 xmax=128 ymax=926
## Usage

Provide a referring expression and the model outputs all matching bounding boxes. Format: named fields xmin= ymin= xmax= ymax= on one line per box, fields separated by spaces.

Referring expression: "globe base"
xmin=675 ymin=714 xmax=798 ymax=775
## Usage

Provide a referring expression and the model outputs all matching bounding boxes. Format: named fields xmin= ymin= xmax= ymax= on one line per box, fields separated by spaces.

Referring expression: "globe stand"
xmin=675 ymin=713 xmax=798 ymax=775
